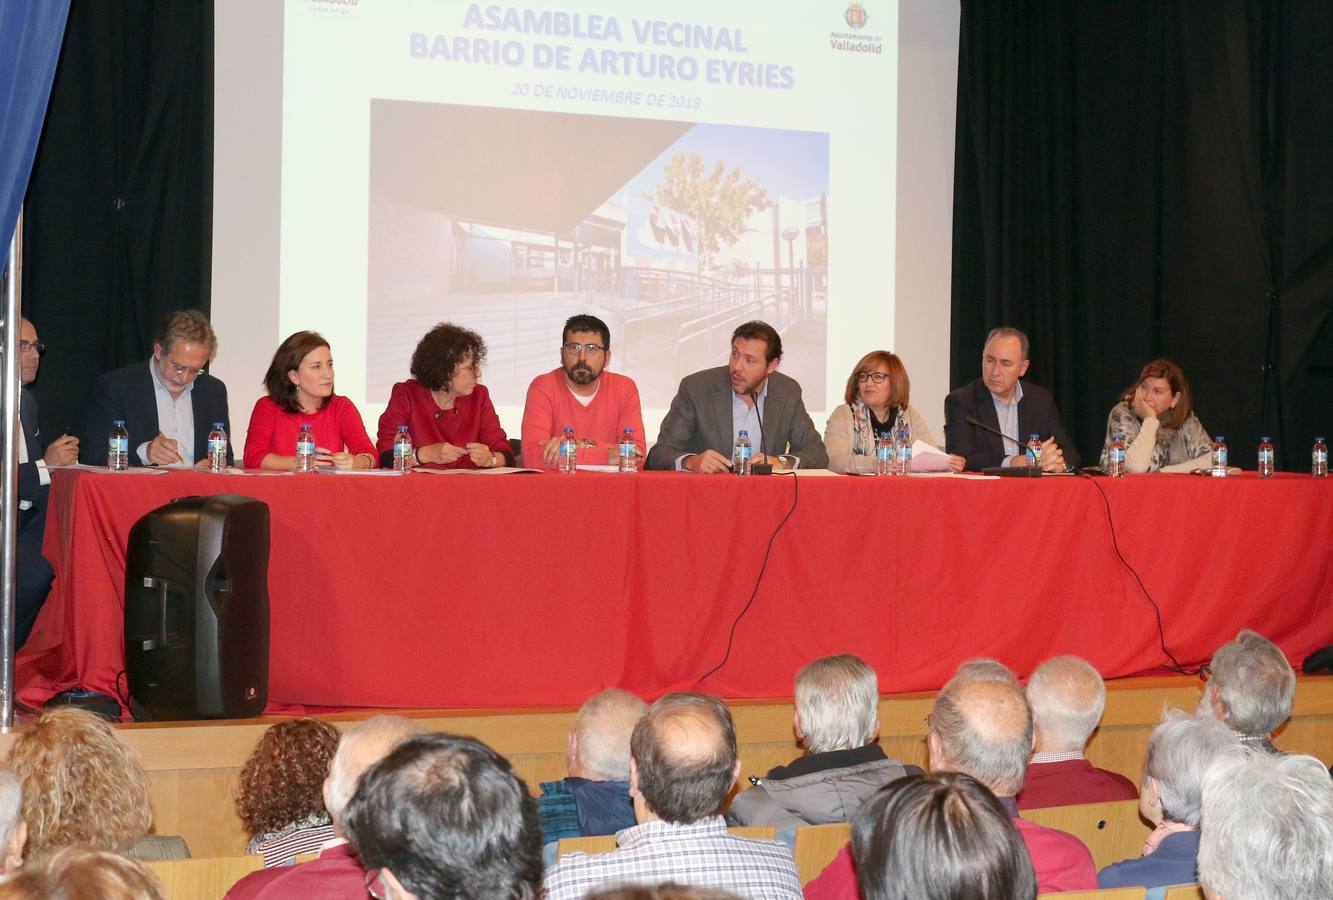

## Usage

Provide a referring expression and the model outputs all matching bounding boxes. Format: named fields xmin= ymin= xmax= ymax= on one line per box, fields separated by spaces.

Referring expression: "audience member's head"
xmin=0 ymin=765 xmax=25 ymax=874
xmin=630 ymin=693 xmax=740 ymax=826
xmin=953 ymin=657 xmax=1020 ymax=687
xmin=568 ymin=689 xmax=647 ymax=781
xmin=324 ymin=715 xmax=427 ymax=833
xmin=927 ymin=677 xmax=1032 ymax=798
xmin=1026 ymin=656 xmax=1106 ymax=753
xmin=585 ymin=887 xmax=743 ymax=900
xmin=343 ymin=733 xmax=542 ymax=900
xmin=5 ymin=708 xmax=153 ymax=861
xmin=794 ymin=654 xmax=880 ymax=755
xmin=236 ymin=717 xmax=341 ymax=841
xmin=1139 ymin=712 xmax=1241 ymax=828
xmin=0 ymin=844 xmax=165 ymax=899
xmin=852 ymin=772 xmax=1038 ymax=900
xmin=1197 ymin=752 xmax=1333 ymax=900
xmin=1199 ymin=630 xmax=1296 ymax=740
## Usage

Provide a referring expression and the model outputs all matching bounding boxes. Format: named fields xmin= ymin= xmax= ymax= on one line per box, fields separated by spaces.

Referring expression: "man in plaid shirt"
xmin=543 ymin=693 xmax=801 ymax=899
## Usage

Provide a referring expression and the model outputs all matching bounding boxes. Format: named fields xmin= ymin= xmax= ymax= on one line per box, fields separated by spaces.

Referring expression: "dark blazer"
xmin=79 ymin=361 xmax=232 ymax=466
xmin=19 ymin=388 xmax=46 ymax=510
xmin=944 ymin=378 xmax=1080 ymax=472
xmin=645 ymin=366 xmax=828 ymax=470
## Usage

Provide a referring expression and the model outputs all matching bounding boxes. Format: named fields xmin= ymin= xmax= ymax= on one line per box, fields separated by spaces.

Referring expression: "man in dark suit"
xmin=79 ymin=309 xmax=231 ymax=467
xmin=944 ymin=327 xmax=1079 ymax=472
xmin=17 ymin=318 xmax=79 ymax=648
xmin=645 ymin=320 xmax=827 ymax=471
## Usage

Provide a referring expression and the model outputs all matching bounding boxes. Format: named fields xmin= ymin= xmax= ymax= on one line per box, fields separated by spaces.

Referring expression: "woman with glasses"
xmin=823 ymin=351 xmax=963 ymax=473
xmin=374 ymin=322 xmax=512 ymax=469
xmin=244 ymin=331 xmax=377 ymax=469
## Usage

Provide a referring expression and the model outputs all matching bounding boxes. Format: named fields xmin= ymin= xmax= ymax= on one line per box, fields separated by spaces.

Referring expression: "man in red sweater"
xmin=521 ymin=314 xmax=645 ymax=469
xmin=1017 ymin=655 xmax=1138 ymax=809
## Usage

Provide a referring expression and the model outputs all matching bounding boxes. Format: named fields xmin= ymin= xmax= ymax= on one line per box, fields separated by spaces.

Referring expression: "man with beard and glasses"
xmin=646 ymin=320 xmax=826 ymax=472
xmin=521 ymin=314 xmax=647 ymax=470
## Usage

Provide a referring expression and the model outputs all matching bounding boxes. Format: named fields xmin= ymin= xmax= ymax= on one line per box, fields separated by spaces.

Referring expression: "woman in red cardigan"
xmin=244 ymin=331 xmax=377 ymax=470
xmin=374 ymin=323 xmax=512 ymax=469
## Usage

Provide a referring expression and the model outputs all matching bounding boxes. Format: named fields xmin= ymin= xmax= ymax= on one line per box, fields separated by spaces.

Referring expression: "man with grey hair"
xmin=0 ymin=764 xmax=26 ymax=874
xmin=728 ymin=654 xmax=918 ymax=829
xmin=226 ymin=715 xmax=426 ymax=899
xmin=1017 ymin=655 xmax=1138 ymax=809
xmin=80 ymin=309 xmax=231 ymax=467
xmin=1097 ymin=713 xmax=1241 ymax=894
xmin=1197 ymin=629 xmax=1296 ymax=755
xmin=538 ymin=688 xmax=647 ymax=852
xmin=944 ymin=326 xmax=1079 ymax=472
xmin=544 ymin=692 xmax=801 ymax=899
xmin=1197 ymin=752 xmax=1333 ymax=900
xmin=805 ymin=673 xmax=1097 ymax=896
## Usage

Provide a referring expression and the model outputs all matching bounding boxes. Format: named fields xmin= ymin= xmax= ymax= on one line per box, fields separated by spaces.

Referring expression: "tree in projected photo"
xmin=654 ymin=152 xmax=769 ymax=272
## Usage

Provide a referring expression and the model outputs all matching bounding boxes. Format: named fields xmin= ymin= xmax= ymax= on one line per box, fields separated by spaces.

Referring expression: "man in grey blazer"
xmin=646 ymin=321 xmax=827 ymax=472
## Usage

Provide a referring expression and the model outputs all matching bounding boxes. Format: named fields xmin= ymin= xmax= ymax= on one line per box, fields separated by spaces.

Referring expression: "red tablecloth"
xmin=17 ymin=468 xmax=1333 ymax=711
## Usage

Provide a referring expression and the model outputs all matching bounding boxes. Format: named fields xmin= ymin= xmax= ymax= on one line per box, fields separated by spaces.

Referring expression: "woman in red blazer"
xmin=375 ymin=323 xmax=512 ymax=469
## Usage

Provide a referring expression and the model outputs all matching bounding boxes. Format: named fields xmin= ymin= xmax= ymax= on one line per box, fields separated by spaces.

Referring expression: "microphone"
xmin=965 ymin=415 xmax=1022 ymax=451
xmin=750 ymin=388 xmax=773 ymax=475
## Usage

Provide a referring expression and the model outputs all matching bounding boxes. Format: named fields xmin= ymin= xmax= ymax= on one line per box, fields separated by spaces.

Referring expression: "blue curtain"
xmin=0 ymin=0 xmax=70 ymax=259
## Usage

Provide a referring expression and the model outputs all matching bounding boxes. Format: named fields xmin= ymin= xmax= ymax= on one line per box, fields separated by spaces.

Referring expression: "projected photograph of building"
xmin=365 ymin=100 xmax=829 ymax=408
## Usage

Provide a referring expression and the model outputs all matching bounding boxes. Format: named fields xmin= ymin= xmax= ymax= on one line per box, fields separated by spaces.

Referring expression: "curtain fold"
xmin=0 ymin=0 xmax=71 ymax=258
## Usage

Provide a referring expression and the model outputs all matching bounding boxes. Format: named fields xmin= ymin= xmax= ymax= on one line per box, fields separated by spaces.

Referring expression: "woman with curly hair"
xmin=235 ymin=717 xmax=341 ymax=867
xmin=5 ymin=707 xmax=188 ymax=863
xmin=374 ymin=322 xmax=513 ymax=469
xmin=243 ymin=331 xmax=378 ymax=470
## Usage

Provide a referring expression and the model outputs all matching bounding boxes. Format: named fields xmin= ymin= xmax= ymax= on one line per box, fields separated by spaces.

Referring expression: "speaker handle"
xmin=139 ymin=576 xmax=170 ymax=651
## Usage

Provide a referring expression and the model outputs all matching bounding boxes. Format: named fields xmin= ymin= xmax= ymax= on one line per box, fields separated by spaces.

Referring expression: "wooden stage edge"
xmin=0 ymin=674 xmax=1328 ymax=859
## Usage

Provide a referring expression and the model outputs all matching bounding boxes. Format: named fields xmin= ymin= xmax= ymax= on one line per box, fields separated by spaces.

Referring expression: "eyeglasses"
xmin=856 ymin=372 xmax=889 ymax=384
xmin=163 ymin=360 xmax=206 ymax=379
xmin=365 ymin=869 xmax=391 ymax=899
xmin=18 ymin=341 xmax=45 ymax=355
xmin=561 ymin=342 xmax=606 ymax=356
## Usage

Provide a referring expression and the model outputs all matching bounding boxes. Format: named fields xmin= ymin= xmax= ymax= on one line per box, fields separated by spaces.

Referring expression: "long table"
xmin=17 ymin=468 xmax=1333 ymax=712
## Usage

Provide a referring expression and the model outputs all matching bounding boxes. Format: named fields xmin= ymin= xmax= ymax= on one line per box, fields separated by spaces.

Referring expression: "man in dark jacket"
xmin=728 ymin=654 xmax=918 ymax=831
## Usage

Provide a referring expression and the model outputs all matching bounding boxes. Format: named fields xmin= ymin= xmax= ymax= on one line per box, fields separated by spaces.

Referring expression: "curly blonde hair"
xmin=5 ymin=708 xmax=153 ymax=862
xmin=235 ymin=718 xmax=340 ymax=839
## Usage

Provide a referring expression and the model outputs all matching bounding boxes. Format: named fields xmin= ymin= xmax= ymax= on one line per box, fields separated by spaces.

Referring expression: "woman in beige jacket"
xmin=823 ymin=350 xmax=964 ymax=473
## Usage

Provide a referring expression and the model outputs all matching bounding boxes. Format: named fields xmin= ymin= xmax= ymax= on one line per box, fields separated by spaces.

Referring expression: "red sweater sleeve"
xmin=335 ymin=397 xmax=377 ymax=463
xmin=243 ymin=397 xmax=278 ymax=469
xmin=474 ymin=388 xmax=512 ymax=462
xmin=520 ymin=374 xmax=556 ymax=468
xmin=375 ymin=382 xmax=412 ymax=454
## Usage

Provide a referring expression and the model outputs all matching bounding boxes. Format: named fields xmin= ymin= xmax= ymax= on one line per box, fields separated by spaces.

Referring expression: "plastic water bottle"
xmin=107 ymin=419 xmax=129 ymax=471
xmin=875 ymin=434 xmax=893 ymax=476
xmin=393 ymin=425 xmax=413 ymax=472
xmin=1025 ymin=434 xmax=1043 ymax=468
xmin=1211 ymin=436 xmax=1228 ymax=476
xmin=1106 ymin=433 xmax=1126 ymax=477
xmin=1257 ymin=436 xmax=1274 ymax=478
xmin=733 ymin=429 xmax=753 ymax=476
xmin=894 ymin=419 xmax=912 ymax=476
xmin=618 ymin=427 xmax=637 ymax=474
xmin=296 ymin=424 xmax=316 ymax=473
xmin=208 ymin=422 xmax=228 ymax=473
xmin=557 ymin=426 xmax=578 ymax=474
xmin=1315 ymin=437 xmax=1328 ymax=477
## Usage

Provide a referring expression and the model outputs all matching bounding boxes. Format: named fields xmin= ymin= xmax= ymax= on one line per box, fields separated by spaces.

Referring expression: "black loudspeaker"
xmin=124 ymin=494 xmax=270 ymax=720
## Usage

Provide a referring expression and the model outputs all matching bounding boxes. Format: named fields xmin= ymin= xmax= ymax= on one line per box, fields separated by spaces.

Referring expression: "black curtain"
xmin=953 ymin=1 xmax=1333 ymax=470
xmin=21 ymin=0 xmax=213 ymax=441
